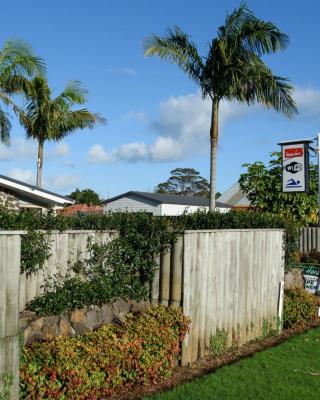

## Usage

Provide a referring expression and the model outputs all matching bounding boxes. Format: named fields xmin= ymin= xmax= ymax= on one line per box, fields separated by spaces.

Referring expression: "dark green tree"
xmin=239 ymin=152 xmax=318 ymax=225
xmin=69 ymin=188 xmax=102 ymax=205
xmin=144 ymin=2 xmax=297 ymax=211
xmin=155 ymin=168 xmax=210 ymax=197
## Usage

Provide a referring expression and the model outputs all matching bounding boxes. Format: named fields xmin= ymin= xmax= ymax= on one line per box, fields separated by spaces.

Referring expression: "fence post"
xmin=0 ymin=233 xmax=21 ymax=400
xmin=159 ymin=247 xmax=171 ymax=306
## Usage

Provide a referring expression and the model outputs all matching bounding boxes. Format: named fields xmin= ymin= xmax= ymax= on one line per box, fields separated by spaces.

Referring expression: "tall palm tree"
xmin=143 ymin=2 xmax=297 ymax=210
xmin=0 ymin=39 xmax=45 ymax=144
xmin=16 ymin=76 xmax=104 ymax=187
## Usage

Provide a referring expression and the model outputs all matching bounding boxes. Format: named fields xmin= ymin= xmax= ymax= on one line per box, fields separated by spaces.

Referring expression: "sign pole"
xmin=318 ymin=133 xmax=320 ymax=226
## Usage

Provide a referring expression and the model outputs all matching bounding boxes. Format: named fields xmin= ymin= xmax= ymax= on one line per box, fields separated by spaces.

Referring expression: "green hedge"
xmin=20 ymin=306 xmax=190 ymax=399
xmin=283 ymin=288 xmax=320 ymax=328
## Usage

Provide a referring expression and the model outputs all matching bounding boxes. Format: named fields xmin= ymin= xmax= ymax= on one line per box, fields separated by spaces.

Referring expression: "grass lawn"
xmin=147 ymin=328 xmax=320 ymax=400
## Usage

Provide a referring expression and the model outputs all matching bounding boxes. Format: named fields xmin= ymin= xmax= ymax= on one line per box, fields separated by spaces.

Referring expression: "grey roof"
xmin=103 ymin=191 xmax=231 ymax=208
xmin=218 ymin=183 xmax=250 ymax=207
xmin=0 ymin=174 xmax=74 ymax=205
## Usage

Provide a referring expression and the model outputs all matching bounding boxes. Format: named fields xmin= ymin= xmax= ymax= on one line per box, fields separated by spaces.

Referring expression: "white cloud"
xmin=46 ymin=174 xmax=79 ymax=191
xmin=294 ymin=87 xmax=320 ymax=117
xmin=7 ymin=168 xmax=36 ymax=184
xmin=88 ymin=144 xmax=114 ymax=164
xmin=124 ymin=111 xmax=148 ymax=122
xmin=88 ymin=92 xmax=247 ymax=164
xmin=54 ymin=143 xmax=69 ymax=157
xmin=0 ymin=138 xmax=37 ymax=161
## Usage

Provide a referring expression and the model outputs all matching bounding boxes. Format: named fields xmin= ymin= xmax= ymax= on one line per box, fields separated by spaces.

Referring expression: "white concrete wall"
xmin=160 ymin=204 xmax=208 ymax=216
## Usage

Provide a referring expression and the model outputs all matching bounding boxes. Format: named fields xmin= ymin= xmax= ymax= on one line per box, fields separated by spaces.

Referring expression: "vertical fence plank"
xmin=159 ymin=248 xmax=171 ymax=306
xmin=170 ymin=236 xmax=183 ymax=307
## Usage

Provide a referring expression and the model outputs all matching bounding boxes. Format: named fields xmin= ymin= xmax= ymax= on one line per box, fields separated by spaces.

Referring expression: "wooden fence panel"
xmin=181 ymin=229 xmax=284 ymax=365
xmin=0 ymin=232 xmax=21 ymax=399
xmin=18 ymin=230 xmax=116 ymax=311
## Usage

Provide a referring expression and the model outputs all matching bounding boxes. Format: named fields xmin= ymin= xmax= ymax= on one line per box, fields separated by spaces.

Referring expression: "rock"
xmin=30 ymin=317 xmax=45 ymax=332
xmin=69 ymin=309 xmax=86 ymax=324
xmin=112 ymin=299 xmax=131 ymax=322
xmin=59 ymin=318 xmax=75 ymax=337
xmin=25 ymin=332 xmax=44 ymax=345
xmin=99 ymin=304 xmax=114 ymax=325
xmin=85 ymin=309 xmax=100 ymax=329
xmin=284 ymin=268 xmax=304 ymax=290
xmin=131 ymin=301 xmax=150 ymax=314
xmin=71 ymin=322 xmax=91 ymax=335
xmin=19 ymin=310 xmax=37 ymax=330
xmin=41 ymin=316 xmax=59 ymax=339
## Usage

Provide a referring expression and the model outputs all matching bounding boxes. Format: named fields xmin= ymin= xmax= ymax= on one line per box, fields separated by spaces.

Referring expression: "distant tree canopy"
xmin=155 ymin=168 xmax=210 ymax=197
xmin=239 ymin=152 xmax=318 ymax=226
xmin=69 ymin=188 xmax=102 ymax=205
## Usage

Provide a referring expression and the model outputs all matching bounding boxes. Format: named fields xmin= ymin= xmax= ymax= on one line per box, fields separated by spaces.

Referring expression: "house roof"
xmin=218 ymin=183 xmax=250 ymax=207
xmin=61 ymin=204 xmax=103 ymax=216
xmin=103 ymin=191 xmax=231 ymax=208
xmin=0 ymin=174 xmax=74 ymax=206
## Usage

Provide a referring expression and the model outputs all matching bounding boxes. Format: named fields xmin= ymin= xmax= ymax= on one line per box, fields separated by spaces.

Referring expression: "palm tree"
xmin=0 ymin=39 xmax=45 ymax=145
xmin=16 ymin=76 xmax=104 ymax=187
xmin=143 ymin=2 xmax=297 ymax=210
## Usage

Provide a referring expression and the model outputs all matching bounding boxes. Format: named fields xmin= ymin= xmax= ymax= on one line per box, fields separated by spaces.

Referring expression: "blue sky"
xmin=1 ymin=0 xmax=320 ymax=198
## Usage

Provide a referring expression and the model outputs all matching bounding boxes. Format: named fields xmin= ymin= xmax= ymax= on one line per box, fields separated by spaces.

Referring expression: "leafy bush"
xmin=21 ymin=230 xmax=52 ymax=276
xmin=283 ymin=288 xmax=320 ymax=328
xmin=20 ymin=306 xmax=190 ymax=399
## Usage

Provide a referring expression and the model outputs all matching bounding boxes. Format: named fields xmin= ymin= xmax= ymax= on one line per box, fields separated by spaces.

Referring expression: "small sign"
xmin=278 ymin=140 xmax=312 ymax=193
xmin=301 ymin=264 xmax=320 ymax=294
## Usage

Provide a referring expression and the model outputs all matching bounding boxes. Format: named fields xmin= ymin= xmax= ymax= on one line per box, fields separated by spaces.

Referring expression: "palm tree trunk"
xmin=36 ymin=140 xmax=44 ymax=188
xmin=209 ymin=98 xmax=219 ymax=211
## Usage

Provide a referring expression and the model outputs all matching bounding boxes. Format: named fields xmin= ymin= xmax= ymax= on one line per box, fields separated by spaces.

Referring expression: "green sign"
xmin=301 ymin=264 xmax=320 ymax=277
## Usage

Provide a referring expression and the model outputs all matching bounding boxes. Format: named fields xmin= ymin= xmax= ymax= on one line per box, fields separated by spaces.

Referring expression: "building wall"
xmin=160 ymin=203 xmax=208 ymax=216
xmin=104 ymin=195 xmax=160 ymax=215
xmin=0 ymin=189 xmax=20 ymax=210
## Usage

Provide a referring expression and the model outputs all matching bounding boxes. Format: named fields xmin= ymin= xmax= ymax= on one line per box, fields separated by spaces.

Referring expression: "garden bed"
xmin=114 ymin=319 xmax=320 ymax=400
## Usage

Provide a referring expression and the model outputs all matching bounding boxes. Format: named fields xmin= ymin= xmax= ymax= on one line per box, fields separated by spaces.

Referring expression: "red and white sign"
xmin=284 ymin=147 xmax=304 ymax=158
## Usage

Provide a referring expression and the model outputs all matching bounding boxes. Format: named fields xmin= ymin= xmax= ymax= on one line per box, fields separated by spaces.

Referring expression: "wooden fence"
xmin=300 ymin=227 xmax=320 ymax=252
xmin=151 ymin=230 xmax=285 ymax=364
xmin=19 ymin=230 xmax=116 ymax=311
xmin=0 ymin=232 xmax=21 ymax=399
xmin=0 ymin=228 xmax=284 ymax=397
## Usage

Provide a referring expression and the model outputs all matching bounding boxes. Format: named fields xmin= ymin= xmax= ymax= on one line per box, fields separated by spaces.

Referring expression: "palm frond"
xmin=0 ymin=107 xmax=11 ymax=145
xmin=143 ymin=26 xmax=203 ymax=83
xmin=55 ymin=81 xmax=88 ymax=106
xmin=0 ymin=39 xmax=45 ymax=77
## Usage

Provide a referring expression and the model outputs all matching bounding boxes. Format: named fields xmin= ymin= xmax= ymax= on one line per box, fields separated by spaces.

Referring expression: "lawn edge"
xmin=113 ymin=319 xmax=320 ymax=399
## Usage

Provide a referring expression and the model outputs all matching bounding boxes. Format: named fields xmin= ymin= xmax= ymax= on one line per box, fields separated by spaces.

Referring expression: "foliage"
xmin=0 ymin=374 xmax=12 ymax=400
xmin=210 ymin=329 xmax=228 ymax=356
xmin=300 ymin=249 xmax=320 ymax=264
xmin=155 ymin=168 xmax=210 ymax=197
xmin=283 ymin=288 xmax=320 ymax=329
xmin=144 ymin=3 xmax=296 ymax=209
xmin=239 ymin=152 xmax=318 ymax=226
xmin=20 ymin=306 xmax=190 ymax=399
xmin=69 ymin=187 xmax=102 ymax=205
xmin=150 ymin=328 xmax=320 ymax=400
xmin=0 ymin=39 xmax=45 ymax=145
xmin=20 ymin=230 xmax=52 ymax=276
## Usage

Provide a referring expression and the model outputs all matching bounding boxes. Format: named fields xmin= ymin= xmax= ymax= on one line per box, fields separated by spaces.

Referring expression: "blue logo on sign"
xmin=286 ymin=178 xmax=301 ymax=188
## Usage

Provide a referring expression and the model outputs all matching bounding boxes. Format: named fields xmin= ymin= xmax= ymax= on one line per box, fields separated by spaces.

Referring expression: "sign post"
xmin=278 ymin=139 xmax=313 ymax=193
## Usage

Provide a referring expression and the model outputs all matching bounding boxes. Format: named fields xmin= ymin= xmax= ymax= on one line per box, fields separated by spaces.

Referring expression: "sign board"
xmin=279 ymin=140 xmax=311 ymax=193
xmin=301 ymin=264 xmax=320 ymax=294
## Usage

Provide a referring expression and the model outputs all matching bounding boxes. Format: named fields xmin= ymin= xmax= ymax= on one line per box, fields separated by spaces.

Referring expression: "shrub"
xmin=283 ymin=288 xmax=320 ymax=328
xmin=20 ymin=306 xmax=190 ymax=400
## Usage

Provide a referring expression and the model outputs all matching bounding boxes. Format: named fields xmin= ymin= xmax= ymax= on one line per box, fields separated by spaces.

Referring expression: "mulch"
xmin=113 ymin=319 xmax=320 ymax=400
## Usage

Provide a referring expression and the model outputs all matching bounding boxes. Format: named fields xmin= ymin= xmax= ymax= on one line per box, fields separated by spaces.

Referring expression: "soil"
xmin=113 ymin=319 xmax=320 ymax=400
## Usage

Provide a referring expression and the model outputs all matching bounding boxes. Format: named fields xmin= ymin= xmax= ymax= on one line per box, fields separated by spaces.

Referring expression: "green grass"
xmin=147 ymin=328 xmax=320 ymax=400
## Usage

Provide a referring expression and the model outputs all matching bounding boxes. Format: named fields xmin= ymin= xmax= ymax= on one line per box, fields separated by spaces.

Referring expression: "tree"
xmin=239 ymin=152 xmax=318 ymax=225
xmin=143 ymin=2 xmax=297 ymax=211
xmin=155 ymin=168 xmax=210 ymax=197
xmin=0 ymin=39 xmax=45 ymax=144
xmin=69 ymin=188 xmax=102 ymax=205
xmin=16 ymin=76 xmax=104 ymax=187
